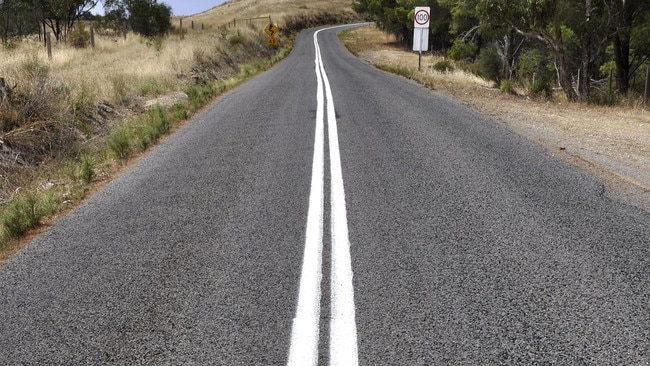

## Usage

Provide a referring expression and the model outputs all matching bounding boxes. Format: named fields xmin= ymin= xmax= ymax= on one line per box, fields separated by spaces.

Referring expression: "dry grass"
xmin=341 ymin=25 xmax=650 ymax=211
xmin=0 ymin=0 xmax=357 ymax=258
xmin=185 ymin=0 xmax=354 ymax=28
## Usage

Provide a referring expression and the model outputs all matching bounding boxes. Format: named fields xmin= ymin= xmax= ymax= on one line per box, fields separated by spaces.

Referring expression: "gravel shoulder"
xmin=358 ymin=48 xmax=650 ymax=212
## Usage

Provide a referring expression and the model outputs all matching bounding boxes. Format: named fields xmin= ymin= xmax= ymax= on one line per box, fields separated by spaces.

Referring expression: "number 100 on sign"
xmin=413 ymin=7 xmax=430 ymax=28
xmin=413 ymin=7 xmax=430 ymax=52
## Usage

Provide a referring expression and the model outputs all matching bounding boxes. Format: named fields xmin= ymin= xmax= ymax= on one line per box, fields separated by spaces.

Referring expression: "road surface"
xmin=1 ymin=26 xmax=649 ymax=365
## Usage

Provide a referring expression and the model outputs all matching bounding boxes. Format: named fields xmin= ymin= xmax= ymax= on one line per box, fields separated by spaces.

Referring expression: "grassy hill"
xmin=0 ymin=0 xmax=358 ymax=259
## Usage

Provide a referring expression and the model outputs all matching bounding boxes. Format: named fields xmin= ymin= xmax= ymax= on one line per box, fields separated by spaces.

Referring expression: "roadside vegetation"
xmin=0 ymin=0 xmax=358 ymax=260
xmin=341 ymin=25 xmax=649 ymax=213
xmin=351 ymin=0 xmax=650 ymax=105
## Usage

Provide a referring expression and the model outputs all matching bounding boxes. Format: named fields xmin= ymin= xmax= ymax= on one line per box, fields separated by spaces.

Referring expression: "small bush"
xmin=78 ymin=154 xmax=95 ymax=183
xmin=144 ymin=35 xmax=165 ymax=53
xmin=3 ymin=40 xmax=17 ymax=51
xmin=448 ymin=39 xmax=478 ymax=61
xmin=500 ymin=80 xmax=515 ymax=94
xmin=15 ymin=56 xmax=68 ymax=122
xmin=110 ymin=75 xmax=129 ymax=105
xmin=185 ymin=84 xmax=217 ymax=109
xmin=589 ymin=88 xmax=618 ymax=106
xmin=517 ymin=48 xmax=554 ymax=87
xmin=228 ymin=33 xmax=244 ymax=46
xmin=69 ymin=24 xmax=91 ymax=48
xmin=2 ymin=193 xmax=40 ymax=238
xmin=139 ymin=77 xmax=168 ymax=97
xmin=148 ymin=104 xmax=170 ymax=135
xmin=529 ymin=78 xmax=553 ymax=98
xmin=433 ymin=59 xmax=454 ymax=73
xmin=107 ymin=128 xmax=132 ymax=161
xmin=170 ymin=103 xmax=189 ymax=120
xmin=471 ymin=44 xmax=502 ymax=84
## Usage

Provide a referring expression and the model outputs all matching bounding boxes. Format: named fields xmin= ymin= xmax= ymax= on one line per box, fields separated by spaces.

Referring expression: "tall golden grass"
xmin=0 ymin=0 xmax=357 ymax=258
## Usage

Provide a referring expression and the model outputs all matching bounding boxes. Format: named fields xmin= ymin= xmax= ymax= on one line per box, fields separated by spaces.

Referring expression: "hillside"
xmin=178 ymin=0 xmax=355 ymax=28
xmin=0 ymin=0 xmax=357 ymax=259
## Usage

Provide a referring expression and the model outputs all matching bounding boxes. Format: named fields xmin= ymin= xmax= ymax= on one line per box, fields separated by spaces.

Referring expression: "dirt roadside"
xmin=344 ymin=27 xmax=650 ymax=213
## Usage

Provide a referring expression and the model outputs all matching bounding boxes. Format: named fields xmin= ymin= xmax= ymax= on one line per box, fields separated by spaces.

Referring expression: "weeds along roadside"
xmin=0 ymin=11 xmax=358 ymax=259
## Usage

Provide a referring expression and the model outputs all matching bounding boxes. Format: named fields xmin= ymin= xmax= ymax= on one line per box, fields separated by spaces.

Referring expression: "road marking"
xmin=316 ymin=29 xmax=359 ymax=366
xmin=287 ymin=27 xmax=359 ymax=366
xmin=286 ymin=30 xmax=326 ymax=366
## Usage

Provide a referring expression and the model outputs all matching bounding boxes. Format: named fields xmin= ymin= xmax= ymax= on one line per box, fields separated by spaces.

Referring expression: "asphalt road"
xmin=1 ymin=26 xmax=649 ymax=365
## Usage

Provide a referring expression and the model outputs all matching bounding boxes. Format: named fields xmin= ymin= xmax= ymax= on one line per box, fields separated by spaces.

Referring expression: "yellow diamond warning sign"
xmin=264 ymin=22 xmax=279 ymax=37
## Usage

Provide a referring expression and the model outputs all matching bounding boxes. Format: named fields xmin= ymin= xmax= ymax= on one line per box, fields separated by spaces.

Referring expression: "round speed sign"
xmin=414 ymin=7 xmax=430 ymax=28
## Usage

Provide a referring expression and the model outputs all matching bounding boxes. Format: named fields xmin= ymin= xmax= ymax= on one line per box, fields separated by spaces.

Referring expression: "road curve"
xmin=1 ymin=26 xmax=649 ymax=365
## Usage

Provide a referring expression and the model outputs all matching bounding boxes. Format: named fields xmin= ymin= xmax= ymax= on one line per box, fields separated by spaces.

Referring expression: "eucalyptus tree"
xmin=608 ymin=0 xmax=650 ymax=95
xmin=0 ymin=0 xmax=39 ymax=42
xmin=103 ymin=0 xmax=171 ymax=38
xmin=31 ymin=0 xmax=99 ymax=42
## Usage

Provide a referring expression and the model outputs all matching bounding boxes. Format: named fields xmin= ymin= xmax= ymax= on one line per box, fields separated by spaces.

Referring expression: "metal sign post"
xmin=413 ymin=7 xmax=430 ymax=71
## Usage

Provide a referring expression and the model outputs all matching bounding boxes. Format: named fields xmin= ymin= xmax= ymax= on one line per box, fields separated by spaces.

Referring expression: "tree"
xmin=474 ymin=0 xmax=580 ymax=101
xmin=608 ymin=0 xmax=650 ymax=95
xmin=31 ymin=0 xmax=99 ymax=42
xmin=0 ymin=0 xmax=39 ymax=43
xmin=104 ymin=0 xmax=171 ymax=38
xmin=352 ymin=0 xmax=451 ymax=49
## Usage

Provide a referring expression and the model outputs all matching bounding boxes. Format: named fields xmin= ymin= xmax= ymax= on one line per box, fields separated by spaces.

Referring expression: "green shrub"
xmin=150 ymin=104 xmax=170 ymax=133
xmin=3 ymin=39 xmax=17 ymax=51
xmin=2 ymin=193 xmax=40 ymax=238
xmin=228 ymin=33 xmax=244 ymax=46
xmin=139 ymin=77 xmax=168 ymax=96
xmin=529 ymin=78 xmax=553 ymax=98
xmin=107 ymin=127 xmax=132 ymax=161
xmin=589 ymin=88 xmax=618 ymax=106
xmin=471 ymin=43 xmax=502 ymax=84
xmin=170 ymin=103 xmax=189 ymax=120
xmin=517 ymin=48 xmax=554 ymax=89
xmin=144 ymin=35 xmax=165 ymax=53
xmin=78 ymin=154 xmax=95 ymax=183
xmin=69 ymin=24 xmax=91 ymax=48
xmin=110 ymin=75 xmax=129 ymax=105
xmin=448 ymin=39 xmax=478 ymax=61
xmin=500 ymin=80 xmax=515 ymax=94
xmin=433 ymin=59 xmax=454 ymax=73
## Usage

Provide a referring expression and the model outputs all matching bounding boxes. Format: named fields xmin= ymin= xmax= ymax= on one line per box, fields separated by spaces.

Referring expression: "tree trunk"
xmin=577 ymin=0 xmax=593 ymax=102
xmin=613 ymin=34 xmax=630 ymax=95
xmin=549 ymin=10 xmax=578 ymax=101
xmin=612 ymin=0 xmax=635 ymax=95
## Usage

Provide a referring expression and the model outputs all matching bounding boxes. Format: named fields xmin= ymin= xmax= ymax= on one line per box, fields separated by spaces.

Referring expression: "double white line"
xmin=287 ymin=28 xmax=358 ymax=366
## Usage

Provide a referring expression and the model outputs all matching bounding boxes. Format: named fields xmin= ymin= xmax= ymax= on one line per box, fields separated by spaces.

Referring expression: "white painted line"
xmin=288 ymin=27 xmax=359 ymax=366
xmin=286 ymin=32 xmax=326 ymax=366
xmin=315 ymin=28 xmax=360 ymax=366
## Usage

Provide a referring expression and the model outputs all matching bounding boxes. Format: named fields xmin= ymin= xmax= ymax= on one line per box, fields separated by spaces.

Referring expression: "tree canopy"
xmin=353 ymin=0 xmax=650 ymax=102
xmin=105 ymin=0 xmax=172 ymax=38
xmin=0 ymin=0 xmax=172 ymax=43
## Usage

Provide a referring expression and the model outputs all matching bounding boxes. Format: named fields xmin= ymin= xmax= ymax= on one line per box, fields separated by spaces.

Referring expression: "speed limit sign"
xmin=414 ymin=7 xmax=430 ymax=28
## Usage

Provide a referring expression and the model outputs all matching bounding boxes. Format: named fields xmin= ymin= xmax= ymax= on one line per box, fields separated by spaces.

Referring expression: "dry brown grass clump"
xmin=0 ymin=1 xmax=358 ymax=256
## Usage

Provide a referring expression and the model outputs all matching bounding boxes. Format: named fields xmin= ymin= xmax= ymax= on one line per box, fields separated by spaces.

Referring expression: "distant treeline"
xmin=353 ymin=0 xmax=650 ymax=102
xmin=0 ymin=0 xmax=172 ymax=44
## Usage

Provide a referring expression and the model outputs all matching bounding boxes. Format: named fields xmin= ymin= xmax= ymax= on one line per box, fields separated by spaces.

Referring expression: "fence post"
xmin=90 ymin=24 xmax=95 ymax=49
xmin=643 ymin=65 xmax=650 ymax=105
xmin=191 ymin=20 xmax=194 ymax=30
xmin=46 ymin=32 xmax=52 ymax=60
